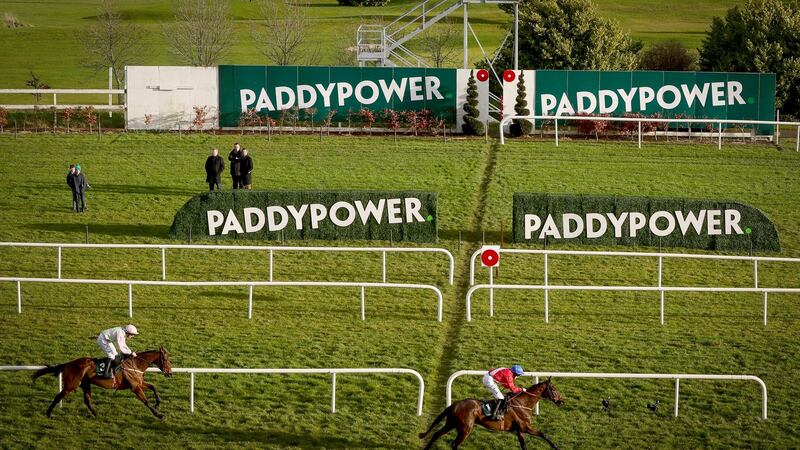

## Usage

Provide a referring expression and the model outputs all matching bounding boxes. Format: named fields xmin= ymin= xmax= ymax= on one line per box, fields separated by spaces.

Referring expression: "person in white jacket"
xmin=96 ymin=324 xmax=138 ymax=378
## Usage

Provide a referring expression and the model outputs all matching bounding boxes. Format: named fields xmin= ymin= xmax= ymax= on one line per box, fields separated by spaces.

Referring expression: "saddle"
xmin=94 ymin=355 xmax=128 ymax=378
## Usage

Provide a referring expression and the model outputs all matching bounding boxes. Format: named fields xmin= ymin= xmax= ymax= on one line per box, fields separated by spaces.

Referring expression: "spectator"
xmin=66 ymin=164 xmax=78 ymax=211
xmin=205 ymin=148 xmax=225 ymax=191
xmin=241 ymin=148 xmax=253 ymax=190
xmin=73 ymin=164 xmax=91 ymax=213
xmin=228 ymin=143 xmax=242 ymax=189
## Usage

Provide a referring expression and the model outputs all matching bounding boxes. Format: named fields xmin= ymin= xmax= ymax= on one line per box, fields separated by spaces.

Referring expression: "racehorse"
xmin=420 ymin=378 xmax=565 ymax=449
xmin=32 ymin=347 xmax=172 ymax=419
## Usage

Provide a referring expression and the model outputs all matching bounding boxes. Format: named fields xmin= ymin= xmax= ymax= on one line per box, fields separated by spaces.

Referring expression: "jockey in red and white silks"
xmin=483 ymin=365 xmax=525 ymax=400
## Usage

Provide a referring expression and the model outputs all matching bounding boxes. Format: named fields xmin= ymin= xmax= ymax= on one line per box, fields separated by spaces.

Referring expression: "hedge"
xmin=170 ymin=190 xmax=438 ymax=243
xmin=512 ymin=193 xmax=780 ymax=252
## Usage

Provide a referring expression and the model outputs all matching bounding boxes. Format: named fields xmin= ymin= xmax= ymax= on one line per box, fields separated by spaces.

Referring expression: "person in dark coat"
xmin=228 ymin=143 xmax=242 ymax=189
xmin=66 ymin=164 xmax=78 ymax=211
xmin=73 ymin=164 xmax=90 ymax=213
xmin=205 ymin=148 xmax=225 ymax=191
xmin=240 ymin=148 xmax=253 ymax=189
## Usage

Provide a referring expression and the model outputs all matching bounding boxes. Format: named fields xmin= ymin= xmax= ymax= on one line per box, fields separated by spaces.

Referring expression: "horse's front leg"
xmin=132 ymin=386 xmax=163 ymax=420
xmin=142 ymin=382 xmax=161 ymax=409
xmin=516 ymin=430 xmax=528 ymax=450
xmin=81 ymin=379 xmax=97 ymax=417
xmin=523 ymin=425 xmax=558 ymax=450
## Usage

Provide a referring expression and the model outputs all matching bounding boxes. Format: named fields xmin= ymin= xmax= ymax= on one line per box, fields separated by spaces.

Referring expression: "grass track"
xmin=0 ymin=133 xmax=799 ymax=448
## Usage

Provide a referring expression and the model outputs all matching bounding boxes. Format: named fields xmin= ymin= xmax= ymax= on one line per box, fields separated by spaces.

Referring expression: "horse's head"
xmin=542 ymin=377 xmax=564 ymax=407
xmin=157 ymin=346 xmax=173 ymax=378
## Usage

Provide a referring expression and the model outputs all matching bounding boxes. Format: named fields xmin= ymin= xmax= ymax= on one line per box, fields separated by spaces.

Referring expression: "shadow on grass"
xmin=26 ymin=223 xmax=170 ymax=238
xmin=158 ymin=423 xmax=405 ymax=449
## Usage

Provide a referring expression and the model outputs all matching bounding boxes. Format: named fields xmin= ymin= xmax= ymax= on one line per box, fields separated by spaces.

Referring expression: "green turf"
xmin=0 ymin=132 xmax=798 ymax=448
xmin=0 ymin=0 xmax=743 ymax=98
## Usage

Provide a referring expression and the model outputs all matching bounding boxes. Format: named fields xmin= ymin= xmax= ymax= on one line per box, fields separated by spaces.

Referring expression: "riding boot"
xmin=102 ymin=358 xmax=114 ymax=378
xmin=492 ymin=398 xmax=506 ymax=420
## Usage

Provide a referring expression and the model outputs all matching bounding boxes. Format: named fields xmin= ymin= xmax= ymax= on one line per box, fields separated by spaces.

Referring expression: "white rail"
xmin=498 ymin=114 xmax=800 ymax=152
xmin=446 ymin=370 xmax=767 ymax=419
xmin=1 ymin=277 xmax=444 ymax=322
xmin=0 ymin=242 xmax=454 ymax=286
xmin=468 ymin=248 xmax=800 ymax=324
xmin=0 ymin=366 xmax=425 ymax=416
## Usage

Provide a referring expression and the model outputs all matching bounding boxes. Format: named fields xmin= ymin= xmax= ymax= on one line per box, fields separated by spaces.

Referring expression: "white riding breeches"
xmin=97 ymin=335 xmax=118 ymax=359
xmin=483 ymin=373 xmax=505 ymax=400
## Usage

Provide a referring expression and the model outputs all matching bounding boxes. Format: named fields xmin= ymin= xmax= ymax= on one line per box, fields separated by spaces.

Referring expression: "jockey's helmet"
xmin=124 ymin=324 xmax=139 ymax=335
xmin=511 ymin=365 xmax=524 ymax=376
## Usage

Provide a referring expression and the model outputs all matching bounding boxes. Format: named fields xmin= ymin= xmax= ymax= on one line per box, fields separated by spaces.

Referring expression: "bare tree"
xmin=422 ymin=21 xmax=459 ymax=68
xmin=251 ymin=0 xmax=321 ymax=66
xmin=167 ymin=0 xmax=233 ymax=66
xmin=80 ymin=0 xmax=142 ymax=103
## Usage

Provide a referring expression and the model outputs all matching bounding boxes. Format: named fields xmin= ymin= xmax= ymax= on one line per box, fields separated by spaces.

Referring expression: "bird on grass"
xmin=601 ymin=398 xmax=611 ymax=412
xmin=647 ymin=400 xmax=660 ymax=413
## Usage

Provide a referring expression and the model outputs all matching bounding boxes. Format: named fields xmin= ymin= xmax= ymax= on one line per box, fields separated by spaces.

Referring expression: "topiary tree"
xmin=462 ymin=70 xmax=484 ymax=136
xmin=510 ymin=72 xmax=533 ymax=137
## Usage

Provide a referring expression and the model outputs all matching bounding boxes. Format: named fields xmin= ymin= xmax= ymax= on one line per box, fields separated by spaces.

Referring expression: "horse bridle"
xmin=125 ymin=350 xmax=166 ymax=373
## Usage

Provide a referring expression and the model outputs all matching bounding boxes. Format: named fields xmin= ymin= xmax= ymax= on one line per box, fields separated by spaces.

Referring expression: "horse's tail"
xmin=419 ymin=404 xmax=452 ymax=439
xmin=32 ymin=363 xmax=67 ymax=382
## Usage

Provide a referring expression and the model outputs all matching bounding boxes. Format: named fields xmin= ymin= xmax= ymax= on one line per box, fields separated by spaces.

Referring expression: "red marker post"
xmin=480 ymin=246 xmax=500 ymax=317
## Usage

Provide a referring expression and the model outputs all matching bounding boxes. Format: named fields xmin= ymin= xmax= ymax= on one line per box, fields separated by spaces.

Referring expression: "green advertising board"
xmin=218 ymin=66 xmax=458 ymax=128
xmin=534 ymin=71 xmax=776 ymax=134
xmin=513 ymin=193 xmax=780 ymax=252
xmin=171 ymin=190 xmax=438 ymax=243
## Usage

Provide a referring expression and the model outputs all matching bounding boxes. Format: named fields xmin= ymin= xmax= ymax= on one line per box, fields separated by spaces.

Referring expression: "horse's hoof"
xmin=156 ymin=414 xmax=165 ymax=421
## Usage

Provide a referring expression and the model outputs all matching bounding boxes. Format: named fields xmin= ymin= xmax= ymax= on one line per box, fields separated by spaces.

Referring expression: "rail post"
xmin=544 ymin=253 xmax=549 ymax=323
xmin=763 ymin=291 xmax=768 ymax=326
xmin=268 ymin=249 xmax=273 ymax=282
xmin=331 ymin=372 xmax=337 ymax=413
xmin=489 ymin=265 xmax=494 ymax=317
xmin=128 ymin=284 xmax=133 ymax=318
xmin=754 ymin=260 xmax=758 ymax=288
xmin=58 ymin=372 xmax=63 ymax=408
xmin=248 ymin=285 xmax=254 ymax=319
xmin=718 ymin=122 xmax=723 ymax=150
xmin=161 ymin=247 xmax=166 ymax=281
xmin=190 ymin=372 xmax=195 ymax=412
xmin=57 ymin=246 xmax=62 ymax=279
xmin=382 ymin=250 xmax=387 ymax=283
xmin=535 ymin=375 xmax=540 ymax=415
xmin=554 ymin=119 xmax=559 ymax=147
xmin=17 ymin=281 xmax=21 ymax=314
xmin=659 ymin=255 xmax=664 ymax=325
xmin=360 ymin=286 xmax=366 ymax=320
xmin=674 ymin=378 xmax=680 ymax=417
xmin=638 ymin=120 xmax=642 ymax=149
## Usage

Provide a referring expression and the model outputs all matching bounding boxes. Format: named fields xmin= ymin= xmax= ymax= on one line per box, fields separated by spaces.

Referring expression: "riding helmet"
xmin=124 ymin=324 xmax=139 ymax=335
xmin=511 ymin=364 xmax=524 ymax=376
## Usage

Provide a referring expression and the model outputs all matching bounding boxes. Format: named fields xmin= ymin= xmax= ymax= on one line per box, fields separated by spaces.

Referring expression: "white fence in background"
xmin=468 ymin=248 xmax=800 ymax=324
xmin=0 ymin=366 xmax=425 ymax=416
xmin=446 ymin=370 xmax=768 ymax=419
xmin=1 ymin=277 xmax=444 ymax=321
xmin=498 ymin=114 xmax=800 ymax=152
xmin=0 ymin=242 xmax=454 ymax=286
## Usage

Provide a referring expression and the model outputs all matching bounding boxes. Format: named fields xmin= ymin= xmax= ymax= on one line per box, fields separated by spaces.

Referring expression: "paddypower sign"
xmin=170 ymin=190 xmax=438 ymax=242
xmin=513 ymin=193 xmax=779 ymax=252
xmin=534 ymin=71 xmax=776 ymax=134
xmin=218 ymin=65 xmax=457 ymax=127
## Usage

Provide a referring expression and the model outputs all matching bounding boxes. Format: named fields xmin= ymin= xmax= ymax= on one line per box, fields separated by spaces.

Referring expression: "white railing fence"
xmin=0 ymin=88 xmax=125 ymax=111
xmin=446 ymin=370 xmax=767 ymax=419
xmin=0 ymin=243 xmax=454 ymax=286
xmin=498 ymin=114 xmax=800 ymax=152
xmin=0 ymin=366 xmax=425 ymax=416
xmin=1 ymin=277 xmax=444 ymax=322
xmin=468 ymin=248 xmax=800 ymax=324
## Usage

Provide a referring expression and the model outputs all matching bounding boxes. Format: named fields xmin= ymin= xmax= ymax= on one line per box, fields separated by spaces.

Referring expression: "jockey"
xmin=483 ymin=364 xmax=526 ymax=420
xmin=96 ymin=324 xmax=138 ymax=378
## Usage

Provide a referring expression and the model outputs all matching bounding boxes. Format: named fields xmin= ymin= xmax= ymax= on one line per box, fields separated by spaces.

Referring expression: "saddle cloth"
xmin=93 ymin=356 xmax=128 ymax=378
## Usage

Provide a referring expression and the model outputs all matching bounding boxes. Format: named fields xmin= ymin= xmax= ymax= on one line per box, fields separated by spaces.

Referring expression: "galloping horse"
xmin=420 ymin=378 xmax=565 ymax=449
xmin=32 ymin=347 xmax=173 ymax=419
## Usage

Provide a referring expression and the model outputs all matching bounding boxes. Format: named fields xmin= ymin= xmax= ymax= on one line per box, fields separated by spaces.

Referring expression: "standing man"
xmin=73 ymin=164 xmax=90 ymax=213
xmin=66 ymin=164 xmax=78 ymax=211
xmin=240 ymin=148 xmax=253 ymax=190
xmin=228 ymin=143 xmax=242 ymax=189
xmin=205 ymin=148 xmax=225 ymax=191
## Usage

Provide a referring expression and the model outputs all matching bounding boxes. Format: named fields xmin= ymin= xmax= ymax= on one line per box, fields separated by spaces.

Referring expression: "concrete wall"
xmin=126 ymin=66 xmax=219 ymax=130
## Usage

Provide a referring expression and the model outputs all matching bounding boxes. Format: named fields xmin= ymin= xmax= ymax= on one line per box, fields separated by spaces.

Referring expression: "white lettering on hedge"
xmin=244 ymin=207 xmax=265 ymax=233
xmin=522 ymin=209 xmax=746 ymax=241
xmin=207 ymin=210 xmax=225 ymax=235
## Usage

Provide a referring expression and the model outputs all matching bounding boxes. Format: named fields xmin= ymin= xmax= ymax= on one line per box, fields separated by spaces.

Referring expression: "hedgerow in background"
xmin=509 ymin=71 xmax=533 ymax=137
xmin=461 ymin=71 xmax=484 ymax=136
xmin=512 ymin=193 xmax=781 ymax=252
xmin=170 ymin=190 xmax=438 ymax=243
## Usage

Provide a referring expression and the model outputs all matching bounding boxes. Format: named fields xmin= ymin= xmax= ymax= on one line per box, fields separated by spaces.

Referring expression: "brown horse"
xmin=32 ymin=347 xmax=173 ymax=419
xmin=420 ymin=378 xmax=565 ymax=449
